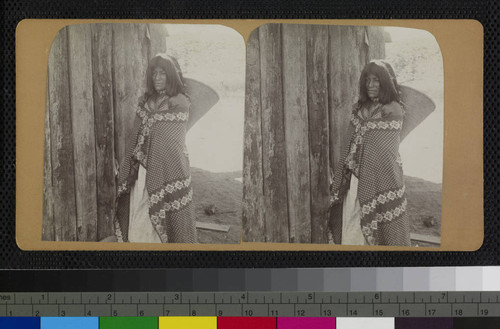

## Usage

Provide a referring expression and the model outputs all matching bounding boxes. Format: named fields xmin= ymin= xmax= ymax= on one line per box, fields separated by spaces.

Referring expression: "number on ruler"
xmin=401 ymin=309 xmax=410 ymax=316
xmin=244 ymin=310 xmax=253 ymax=316
xmin=349 ymin=309 xmax=358 ymax=316
xmin=455 ymin=309 xmax=463 ymax=316
xmin=428 ymin=309 xmax=436 ymax=316
xmin=270 ymin=310 xmax=279 ymax=316
xmin=139 ymin=310 xmax=144 ymax=316
xmin=323 ymin=309 xmax=332 ymax=316
xmin=297 ymin=310 xmax=305 ymax=316
xmin=480 ymin=309 xmax=489 ymax=316
xmin=375 ymin=309 xmax=383 ymax=316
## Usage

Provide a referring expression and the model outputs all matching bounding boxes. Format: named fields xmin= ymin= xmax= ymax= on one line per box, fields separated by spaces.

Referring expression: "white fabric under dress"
xmin=341 ymin=174 xmax=367 ymax=245
xmin=128 ymin=165 xmax=162 ymax=243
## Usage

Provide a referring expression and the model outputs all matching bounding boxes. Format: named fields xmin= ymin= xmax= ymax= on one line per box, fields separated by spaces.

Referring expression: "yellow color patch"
xmin=159 ymin=317 xmax=217 ymax=329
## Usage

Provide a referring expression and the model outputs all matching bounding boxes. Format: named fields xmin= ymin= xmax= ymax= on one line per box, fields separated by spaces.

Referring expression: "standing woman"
xmin=115 ymin=54 xmax=196 ymax=243
xmin=329 ymin=60 xmax=411 ymax=246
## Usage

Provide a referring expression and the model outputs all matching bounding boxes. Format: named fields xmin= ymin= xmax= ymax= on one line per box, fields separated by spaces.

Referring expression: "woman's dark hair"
xmin=145 ymin=54 xmax=186 ymax=97
xmin=358 ymin=60 xmax=400 ymax=105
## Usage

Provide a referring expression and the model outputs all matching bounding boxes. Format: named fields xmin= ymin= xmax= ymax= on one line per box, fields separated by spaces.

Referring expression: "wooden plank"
xmin=328 ymin=25 xmax=346 ymax=176
xmin=91 ymin=23 xmax=116 ymax=241
xmin=366 ymin=26 xmax=386 ymax=60
xmin=67 ymin=24 xmax=98 ymax=242
xmin=306 ymin=25 xmax=330 ymax=244
xmin=242 ymin=29 xmax=265 ymax=242
xmin=112 ymin=24 xmax=149 ymax=168
xmin=42 ymin=80 xmax=54 ymax=241
xmin=47 ymin=27 xmax=77 ymax=241
xmin=357 ymin=26 xmax=369 ymax=67
xmin=195 ymin=221 xmax=230 ymax=233
xmin=147 ymin=24 xmax=168 ymax=58
xmin=410 ymin=233 xmax=441 ymax=245
xmin=281 ymin=24 xmax=311 ymax=243
xmin=259 ymin=24 xmax=289 ymax=243
xmin=347 ymin=26 xmax=361 ymax=103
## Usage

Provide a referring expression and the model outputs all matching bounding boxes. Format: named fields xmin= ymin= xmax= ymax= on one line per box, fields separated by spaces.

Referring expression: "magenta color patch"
xmin=278 ymin=317 xmax=335 ymax=329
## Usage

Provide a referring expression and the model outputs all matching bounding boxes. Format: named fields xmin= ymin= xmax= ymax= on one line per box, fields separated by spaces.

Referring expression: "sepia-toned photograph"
xmin=42 ymin=23 xmax=245 ymax=244
xmin=242 ymin=24 xmax=443 ymax=246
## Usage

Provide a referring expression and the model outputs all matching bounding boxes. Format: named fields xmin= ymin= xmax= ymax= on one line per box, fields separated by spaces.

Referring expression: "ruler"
xmin=1 ymin=292 xmax=499 ymax=318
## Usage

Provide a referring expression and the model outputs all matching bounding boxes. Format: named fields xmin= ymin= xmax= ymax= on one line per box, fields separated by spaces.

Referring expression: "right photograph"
xmin=242 ymin=24 xmax=443 ymax=246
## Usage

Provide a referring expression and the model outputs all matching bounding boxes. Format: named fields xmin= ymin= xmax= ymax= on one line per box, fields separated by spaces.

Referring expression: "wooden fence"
xmin=242 ymin=24 xmax=385 ymax=243
xmin=43 ymin=23 xmax=167 ymax=241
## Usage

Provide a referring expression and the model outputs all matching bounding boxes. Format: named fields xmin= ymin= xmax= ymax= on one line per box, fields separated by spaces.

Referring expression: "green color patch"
xmin=99 ymin=317 xmax=158 ymax=329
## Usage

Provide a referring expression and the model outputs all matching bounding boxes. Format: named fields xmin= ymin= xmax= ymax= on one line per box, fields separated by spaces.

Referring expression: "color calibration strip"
xmin=1 ymin=267 xmax=499 ymax=292
xmin=1 ymin=316 xmax=500 ymax=329
xmin=1 ymin=291 xmax=499 ymax=317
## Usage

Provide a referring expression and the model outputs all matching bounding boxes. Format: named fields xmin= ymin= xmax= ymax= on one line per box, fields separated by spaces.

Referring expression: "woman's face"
xmin=152 ymin=67 xmax=167 ymax=92
xmin=365 ymin=73 xmax=380 ymax=100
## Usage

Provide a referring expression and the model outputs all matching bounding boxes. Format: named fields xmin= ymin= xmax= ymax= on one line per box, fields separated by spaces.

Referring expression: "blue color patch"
xmin=0 ymin=317 xmax=40 ymax=329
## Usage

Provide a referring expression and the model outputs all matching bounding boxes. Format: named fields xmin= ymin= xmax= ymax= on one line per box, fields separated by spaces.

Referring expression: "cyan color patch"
xmin=40 ymin=317 xmax=98 ymax=329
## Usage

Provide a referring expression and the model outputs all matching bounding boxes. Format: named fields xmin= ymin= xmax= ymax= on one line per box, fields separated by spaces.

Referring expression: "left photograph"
xmin=42 ymin=23 xmax=245 ymax=244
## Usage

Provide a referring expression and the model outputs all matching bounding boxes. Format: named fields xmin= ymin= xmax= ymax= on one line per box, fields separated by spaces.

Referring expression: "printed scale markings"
xmin=0 ymin=292 xmax=499 ymax=318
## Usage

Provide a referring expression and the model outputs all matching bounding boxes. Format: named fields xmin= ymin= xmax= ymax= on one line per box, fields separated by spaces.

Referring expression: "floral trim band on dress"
xmin=351 ymin=114 xmax=403 ymax=134
xmin=149 ymin=176 xmax=192 ymax=205
xmin=150 ymin=188 xmax=194 ymax=222
xmin=361 ymin=198 xmax=408 ymax=237
xmin=361 ymin=185 xmax=406 ymax=216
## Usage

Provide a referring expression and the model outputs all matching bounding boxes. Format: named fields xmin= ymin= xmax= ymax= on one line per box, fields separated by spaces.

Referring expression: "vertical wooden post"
xmin=67 ymin=24 xmax=98 ymax=242
xmin=328 ymin=25 xmax=348 ymax=177
xmin=242 ymin=30 xmax=265 ymax=242
xmin=48 ymin=27 xmax=77 ymax=241
xmin=259 ymin=24 xmax=289 ymax=243
xmin=366 ymin=26 xmax=386 ymax=60
xmin=306 ymin=25 xmax=330 ymax=244
xmin=112 ymin=24 xmax=149 ymax=168
xmin=42 ymin=81 xmax=54 ymax=241
xmin=91 ymin=23 xmax=116 ymax=241
xmin=282 ymin=24 xmax=311 ymax=243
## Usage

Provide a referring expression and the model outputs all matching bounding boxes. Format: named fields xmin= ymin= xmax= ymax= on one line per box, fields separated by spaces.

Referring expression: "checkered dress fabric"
xmin=115 ymin=93 xmax=196 ymax=243
xmin=330 ymin=102 xmax=411 ymax=246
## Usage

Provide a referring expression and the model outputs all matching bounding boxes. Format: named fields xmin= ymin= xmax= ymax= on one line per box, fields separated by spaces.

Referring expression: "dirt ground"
xmin=191 ymin=167 xmax=242 ymax=244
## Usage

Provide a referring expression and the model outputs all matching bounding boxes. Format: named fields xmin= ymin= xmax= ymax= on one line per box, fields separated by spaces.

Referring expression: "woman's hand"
xmin=382 ymin=101 xmax=404 ymax=118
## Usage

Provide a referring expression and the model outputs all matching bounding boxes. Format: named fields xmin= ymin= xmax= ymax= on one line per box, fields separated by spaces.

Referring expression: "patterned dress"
xmin=330 ymin=102 xmax=411 ymax=246
xmin=115 ymin=93 xmax=196 ymax=243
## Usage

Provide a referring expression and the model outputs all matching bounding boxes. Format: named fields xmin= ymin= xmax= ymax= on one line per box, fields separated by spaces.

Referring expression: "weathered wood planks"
xmin=306 ymin=25 xmax=330 ymax=244
xmin=259 ymin=24 xmax=289 ymax=243
xmin=67 ymin=24 xmax=98 ymax=242
xmin=47 ymin=27 xmax=78 ymax=241
xmin=282 ymin=24 xmax=311 ymax=243
xmin=242 ymin=29 xmax=265 ymax=242
xmin=91 ymin=23 xmax=116 ymax=241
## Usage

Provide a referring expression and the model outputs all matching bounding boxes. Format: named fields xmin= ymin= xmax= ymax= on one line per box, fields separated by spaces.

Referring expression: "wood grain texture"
xmin=282 ymin=24 xmax=311 ymax=243
xmin=91 ymin=23 xmax=116 ymax=240
xmin=42 ymin=82 xmax=54 ymax=241
xmin=147 ymin=24 xmax=168 ymax=59
xmin=259 ymin=24 xmax=289 ymax=243
xmin=306 ymin=25 xmax=330 ymax=244
xmin=242 ymin=29 xmax=265 ymax=242
xmin=366 ymin=26 xmax=386 ymax=60
xmin=67 ymin=24 xmax=98 ymax=242
xmin=328 ymin=25 xmax=345 ymax=177
xmin=47 ymin=27 xmax=77 ymax=241
xmin=112 ymin=24 xmax=149 ymax=168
